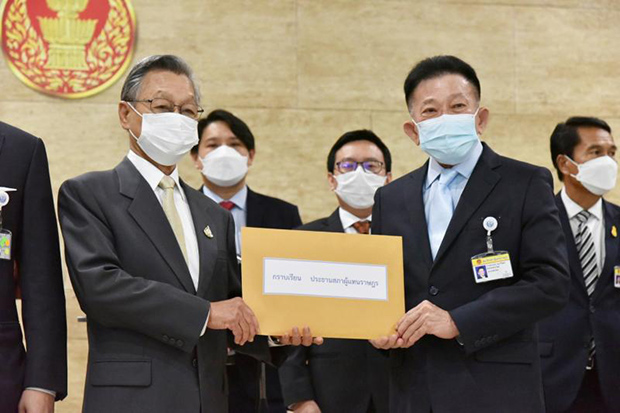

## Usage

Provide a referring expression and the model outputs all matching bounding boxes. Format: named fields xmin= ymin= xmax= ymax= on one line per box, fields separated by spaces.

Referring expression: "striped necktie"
xmin=574 ymin=210 xmax=598 ymax=364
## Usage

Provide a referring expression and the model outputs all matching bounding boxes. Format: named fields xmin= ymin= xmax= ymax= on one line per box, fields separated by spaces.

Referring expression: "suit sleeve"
xmin=290 ymin=205 xmax=303 ymax=228
xmin=278 ymin=346 xmax=316 ymax=407
xmin=58 ymin=179 xmax=209 ymax=354
xmin=450 ymin=168 xmax=570 ymax=354
xmin=19 ymin=138 xmax=67 ymax=400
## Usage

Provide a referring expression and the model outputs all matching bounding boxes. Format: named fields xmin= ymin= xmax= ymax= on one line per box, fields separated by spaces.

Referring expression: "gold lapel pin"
xmin=612 ymin=225 xmax=617 ymax=238
xmin=204 ymin=226 xmax=214 ymax=239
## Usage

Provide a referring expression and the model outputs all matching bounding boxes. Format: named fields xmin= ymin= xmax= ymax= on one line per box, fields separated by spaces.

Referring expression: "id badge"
xmin=0 ymin=229 xmax=12 ymax=260
xmin=614 ymin=266 xmax=620 ymax=289
xmin=471 ymin=216 xmax=514 ymax=284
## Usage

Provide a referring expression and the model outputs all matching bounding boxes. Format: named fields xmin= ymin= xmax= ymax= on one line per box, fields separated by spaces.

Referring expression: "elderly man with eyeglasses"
xmin=57 ymin=55 xmax=320 ymax=413
xmin=278 ymin=129 xmax=392 ymax=413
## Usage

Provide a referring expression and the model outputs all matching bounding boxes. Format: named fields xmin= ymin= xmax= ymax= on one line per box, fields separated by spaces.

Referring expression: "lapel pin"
xmin=204 ymin=226 xmax=214 ymax=239
xmin=612 ymin=225 xmax=617 ymax=238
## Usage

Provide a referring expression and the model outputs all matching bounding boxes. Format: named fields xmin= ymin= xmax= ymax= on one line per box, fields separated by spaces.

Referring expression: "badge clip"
xmin=483 ymin=217 xmax=498 ymax=253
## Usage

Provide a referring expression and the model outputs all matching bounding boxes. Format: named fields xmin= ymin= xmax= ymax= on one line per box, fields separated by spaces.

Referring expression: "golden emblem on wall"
xmin=1 ymin=0 xmax=136 ymax=98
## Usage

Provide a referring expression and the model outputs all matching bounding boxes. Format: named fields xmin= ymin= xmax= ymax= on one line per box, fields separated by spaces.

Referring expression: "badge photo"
xmin=614 ymin=266 xmax=620 ymax=289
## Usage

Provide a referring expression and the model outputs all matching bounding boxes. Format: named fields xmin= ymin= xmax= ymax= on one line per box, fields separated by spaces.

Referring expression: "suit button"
xmin=176 ymin=340 xmax=184 ymax=347
xmin=492 ymin=335 xmax=498 ymax=341
xmin=474 ymin=339 xmax=481 ymax=347
xmin=192 ymin=358 xmax=198 ymax=368
xmin=589 ymin=304 xmax=596 ymax=314
xmin=163 ymin=335 xmax=169 ymax=342
xmin=169 ymin=338 xmax=176 ymax=345
xmin=429 ymin=286 xmax=439 ymax=296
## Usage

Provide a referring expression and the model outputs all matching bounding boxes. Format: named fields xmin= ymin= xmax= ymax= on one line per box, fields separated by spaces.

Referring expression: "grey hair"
xmin=120 ymin=55 xmax=201 ymax=104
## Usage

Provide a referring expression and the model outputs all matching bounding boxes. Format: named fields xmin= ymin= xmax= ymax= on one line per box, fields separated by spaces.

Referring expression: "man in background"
xmin=0 ymin=122 xmax=67 ymax=413
xmin=539 ymin=116 xmax=620 ymax=412
xmin=279 ymin=129 xmax=391 ymax=413
xmin=191 ymin=109 xmax=302 ymax=413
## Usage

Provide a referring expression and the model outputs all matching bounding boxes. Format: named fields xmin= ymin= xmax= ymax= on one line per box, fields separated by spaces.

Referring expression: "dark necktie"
xmin=352 ymin=220 xmax=371 ymax=234
xmin=219 ymin=201 xmax=235 ymax=211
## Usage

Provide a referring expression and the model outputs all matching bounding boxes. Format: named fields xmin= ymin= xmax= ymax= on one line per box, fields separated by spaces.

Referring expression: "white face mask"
xmin=334 ymin=167 xmax=387 ymax=209
xmin=201 ymin=145 xmax=249 ymax=187
xmin=567 ymin=155 xmax=618 ymax=196
xmin=127 ymin=103 xmax=199 ymax=166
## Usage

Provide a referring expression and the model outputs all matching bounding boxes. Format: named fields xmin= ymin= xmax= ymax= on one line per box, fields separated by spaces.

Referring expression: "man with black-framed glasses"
xmin=279 ymin=129 xmax=392 ymax=413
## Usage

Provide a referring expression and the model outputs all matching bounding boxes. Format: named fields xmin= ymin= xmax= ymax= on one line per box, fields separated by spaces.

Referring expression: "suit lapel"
xmin=433 ymin=145 xmax=501 ymax=267
xmin=555 ymin=195 xmax=588 ymax=293
xmin=246 ymin=188 xmax=262 ymax=227
xmin=326 ymin=209 xmax=345 ymax=233
xmin=0 ymin=132 xmax=5 ymax=157
xmin=118 ymin=159 xmax=196 ymax=294
xmin=593 ymin=200 xmax=619 ymax=301
xmin=404 ymin=166 xmax=433 ymax=272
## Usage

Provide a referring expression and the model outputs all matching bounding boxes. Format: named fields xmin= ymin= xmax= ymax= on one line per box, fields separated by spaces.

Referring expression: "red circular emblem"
xmin=1 ymin=0 xmax=136 ymax=98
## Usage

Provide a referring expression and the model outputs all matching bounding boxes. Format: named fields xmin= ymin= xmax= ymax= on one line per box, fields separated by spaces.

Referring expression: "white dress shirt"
xmin=561 ymin=188 xmax=605 ymax=271
xmin=339 ymin=207 xmax=372 ymax=234
xmin=128 ymin=151 xmax=200 ymax=290
xmin=202 ymin=185 xmax=247 ymax=256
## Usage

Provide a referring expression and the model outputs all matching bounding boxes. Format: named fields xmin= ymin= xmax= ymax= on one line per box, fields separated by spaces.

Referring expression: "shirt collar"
xmin=127 ymin=150 xmax=186 ymax=201
xmin=202 ymin=184 xmax=248 ymax=210
xmin=560 ymin=187 xmax=603 ymax=222
xmin=425 ymin=140 xmax=483 ymax=189
xmin=338 ymin=207 xmax=371 ymax=230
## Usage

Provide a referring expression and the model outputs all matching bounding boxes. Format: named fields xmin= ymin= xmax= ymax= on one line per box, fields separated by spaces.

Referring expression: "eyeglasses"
xmin=130 ymin=98 xmax=204 ymax=120
xmin=336 ymin=160 xmax=384 ymax=174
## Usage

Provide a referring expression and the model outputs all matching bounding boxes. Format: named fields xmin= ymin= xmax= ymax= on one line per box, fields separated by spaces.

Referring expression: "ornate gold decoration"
xmin=1 ymin=0 xmax=136 ymax=98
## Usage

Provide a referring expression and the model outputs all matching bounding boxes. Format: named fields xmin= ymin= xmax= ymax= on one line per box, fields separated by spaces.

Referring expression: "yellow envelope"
xmin=241 ymin=227 xmax=405 ymax=340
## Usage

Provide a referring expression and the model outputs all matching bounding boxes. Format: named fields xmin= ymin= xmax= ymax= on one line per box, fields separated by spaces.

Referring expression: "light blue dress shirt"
xmin=423 ymin=141 xmax=484 ymax=259
xmin=202 ymin=185 xmax=247 ymax=256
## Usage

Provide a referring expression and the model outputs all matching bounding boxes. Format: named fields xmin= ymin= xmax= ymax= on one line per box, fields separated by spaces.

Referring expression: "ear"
xmin=403 ymin=120 xmax=420 ymax=146
xmin=557 ymin=154 xmax=576 ymax=178
xmin=475 ymin=107 xmax=490 ymax=136
xmin=327 ymin=173 xmax=338 ymax=191
xmin=190 ymin=151 xmax=202 ymax=170
xmin=247 ymin=149 xmax=256 ymax=167
xmin=385 ymin=172 xmax=393 ymax=184
xmin=118 ymin=101 xmax=131 ymax=130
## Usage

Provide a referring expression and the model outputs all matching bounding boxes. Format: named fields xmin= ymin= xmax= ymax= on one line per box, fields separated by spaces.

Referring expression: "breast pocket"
xmin=90 ymin=359 xmax=152 ymax=387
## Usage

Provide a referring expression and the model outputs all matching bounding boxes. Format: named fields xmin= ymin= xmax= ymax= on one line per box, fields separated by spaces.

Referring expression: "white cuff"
xmin=200 ymin=309 xmax=210 ymax=336
xmin=25 ymin=387 xmax=56 ymax=398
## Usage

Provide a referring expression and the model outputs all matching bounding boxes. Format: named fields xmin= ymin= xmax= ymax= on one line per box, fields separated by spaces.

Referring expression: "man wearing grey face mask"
xmin=539 ymin=117 xmax=620 ymax=413
xmin=190 ymin=109 xmax=303 ymax=413
xmin=57 ymin=55 xmax=320 ymax=413
xmin=279 ymin=129 xmax=392 ymax=413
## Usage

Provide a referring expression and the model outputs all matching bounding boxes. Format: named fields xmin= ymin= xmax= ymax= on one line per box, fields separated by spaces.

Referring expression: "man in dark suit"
xmin=279 ymin=129 xmax=392 ymax=413
xmin=190 ymin=109 xmax=302 ymax=413
xmin=58 ymin=55 xmax=317 ymax=413
xmin=0 ymin=122 xmax=66 ymax=413
xmin=539 ymin=116 xmax=620 ymax=412
xmin=369 ymin=55 xmax=570 ymax=412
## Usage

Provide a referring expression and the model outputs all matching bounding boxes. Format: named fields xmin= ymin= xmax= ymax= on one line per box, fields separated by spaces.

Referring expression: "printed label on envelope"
xmin=471 ymin=252 xmax=513 ymax=284
xmin=241 ymin=227 xmax=405 ymax=340
xmin=263 ymin=258 xmax=387 ymax=301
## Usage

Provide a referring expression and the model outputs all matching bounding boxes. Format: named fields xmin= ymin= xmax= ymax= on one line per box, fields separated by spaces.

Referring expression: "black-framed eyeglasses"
xmin=131 ymin=98 xmax=204 ymax=120
xmin=336 ymin=160 xmax=384 ymax=174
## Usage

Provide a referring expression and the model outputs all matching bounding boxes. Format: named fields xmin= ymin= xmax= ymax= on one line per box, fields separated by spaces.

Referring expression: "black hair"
xmin=191 ymin=109 xmax=255 ymax=154
xmin=550 ymin=116 xmax=612 ymax=181
xmin=327 ymin=129 xmax=392 ymax=173
xmin=403 ymin=55 xmax=481 ymax=107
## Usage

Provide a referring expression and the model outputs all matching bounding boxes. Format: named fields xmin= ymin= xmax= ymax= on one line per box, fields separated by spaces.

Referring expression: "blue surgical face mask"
xmin=412 ymin=109 xmax=480 ymax=165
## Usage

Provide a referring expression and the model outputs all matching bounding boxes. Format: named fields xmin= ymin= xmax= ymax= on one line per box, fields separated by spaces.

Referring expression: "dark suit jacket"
xmin=59 ymin=158 xmax=271 ymax=413
xmin=538 ymin=195 xmax=620 ymax=412
xmin=0 ymin=122 xmax=67 ymax=411
xmin=278 ymin=209 xmax=390 ymax=413
xmin=372 ymin=144 xmax=570 ymax=413
xmin=226 ymin=187 xmax=302 ymax=412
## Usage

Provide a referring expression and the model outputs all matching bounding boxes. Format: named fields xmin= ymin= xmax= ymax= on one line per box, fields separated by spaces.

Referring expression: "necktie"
xmin=352 ymin=220 xmax=371 ymax=234
xmin=575 ymin=210 xmax=598 ymax=363
xmin=427 ymin=169 xmax=459 ymax=260
xmin=158 ymin=176 xmax=188 ymax=264
xmin=219 ymin=200 xmax=235 ymax=211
